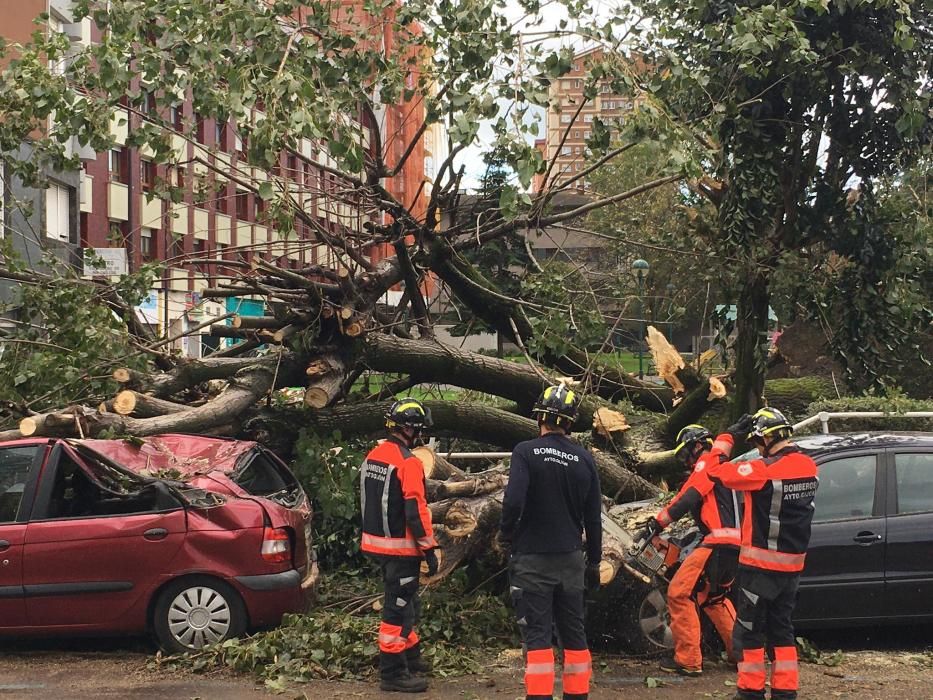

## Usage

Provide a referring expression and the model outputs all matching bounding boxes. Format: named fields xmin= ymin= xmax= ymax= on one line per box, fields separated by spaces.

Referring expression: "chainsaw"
xmin=621 ymin=523 xmax=704 ymax=587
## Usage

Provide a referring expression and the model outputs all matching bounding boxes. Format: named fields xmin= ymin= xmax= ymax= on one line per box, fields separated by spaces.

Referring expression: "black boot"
xmin=380 ymin=651 xmax=428 ymax=693
xmin=406 ymin=643 xmax=433 ymax=675
xmin=380 ymin=675 xmax=429 ymax=693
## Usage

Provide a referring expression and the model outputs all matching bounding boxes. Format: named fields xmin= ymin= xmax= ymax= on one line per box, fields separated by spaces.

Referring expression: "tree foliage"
xmin=628 ymin=0 xmax=931 ymax=412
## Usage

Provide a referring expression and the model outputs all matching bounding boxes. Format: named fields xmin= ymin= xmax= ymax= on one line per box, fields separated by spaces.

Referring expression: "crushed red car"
xmin=0 ymin=434 xmax=318 ymax=652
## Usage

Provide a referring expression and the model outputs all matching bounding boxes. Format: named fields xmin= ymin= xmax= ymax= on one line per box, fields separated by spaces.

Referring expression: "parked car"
xmin=594 ymin=431 xmax=933 ymax=651
xmin=0 ymin=434 xmax=318 ymax=652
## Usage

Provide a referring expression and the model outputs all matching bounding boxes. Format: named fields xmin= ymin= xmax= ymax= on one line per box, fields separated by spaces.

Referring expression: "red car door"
xmin=22 ymin=443 xmax=188 ymax=629
xmin=0 ymin=443 xmax=48 ymax=628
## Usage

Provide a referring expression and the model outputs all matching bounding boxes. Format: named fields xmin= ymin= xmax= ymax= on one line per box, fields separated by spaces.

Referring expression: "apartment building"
xmin=1 ymin=0 xmax=433 ymax=354
xmin=0 ymin=0 xmax=84 ymax=310
xmin=537 ymin=47 xmax=642 ymax=192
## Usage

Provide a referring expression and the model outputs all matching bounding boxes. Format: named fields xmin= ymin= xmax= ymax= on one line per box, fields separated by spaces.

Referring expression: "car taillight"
xmin=261 ymin=527 xmax=291 ymax=563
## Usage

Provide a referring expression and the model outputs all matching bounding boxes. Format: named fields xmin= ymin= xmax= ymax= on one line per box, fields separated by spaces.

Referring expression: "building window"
xmin=193 ymin=175 xmax=209 ymax=207
xmin=236 ymin=191 xmax=249 ymax=220
xmin=174 ymin=166 xmax=186 ymax=190
xmin=141 ymin=160 xmax=156 ymax=191
xmin=573 ymin=63 xmax=580 ymax=72
xmin=560 ymin=164 xmax=571 ymax=173
xmin=560 ymin=114 xmax=572 ymax=124
xmin=574 ymin=146 xmax=581 ymax=155
xmin=45 ymin=183 xmax=71 ymax=243
xmin=574 ymin=79 xmax=580 ymax=89
xmin=193 ymin=238 xmax=207 ymax=256
xmin=254 ymin=197 xmax=264 ymax=219
xmin=561 ymin=146 xmax=571 ymax=156
xmin=575 ymin=163 xmax=582 ymax=171
xmin=287 ymin=154 xmax=298 ymax=179
xmin=109 ymin=148 xmax=128 ymax=184
xmin=170 ymin=234 xmax=185 ymax=260
xmin=140 ymin=228 xmax=153 ymax=259
xmin=169 ymin=104 xmax=183 ymax=130
xmin=583 ymin=114 xmax=594 ymax=123
xmin=573 ymin=130 xmax=580 ymax=138
xmin=108 ymin=220 xmax=128 ymax=244
xmin=584 ymin=130 xmax=591 ymax=139
xmin=601 ymin=84 xmax=610 ymax=93
xmin=216 ymin=187 xmax=228 ymax=214
xmin=215 ymin=121 xmax=225 ymax=149
xmin=141 ymin=90 xmax=155 ymax=116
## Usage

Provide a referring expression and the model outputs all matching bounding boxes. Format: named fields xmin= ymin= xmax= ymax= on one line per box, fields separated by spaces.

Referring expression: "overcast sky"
xmin=452 ymin=0 xmax=627 ymax=190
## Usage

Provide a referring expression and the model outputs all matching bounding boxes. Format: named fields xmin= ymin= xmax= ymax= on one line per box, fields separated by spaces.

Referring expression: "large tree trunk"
xmin=732 ymin=269 xmax=771 ymax=421
xmin=246 ymin=402 xmax=661 ymax=501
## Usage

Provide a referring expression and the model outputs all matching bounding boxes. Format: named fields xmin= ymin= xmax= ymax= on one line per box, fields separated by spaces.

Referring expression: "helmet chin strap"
xmin=757 ymin=436 xmax=776 ymax=457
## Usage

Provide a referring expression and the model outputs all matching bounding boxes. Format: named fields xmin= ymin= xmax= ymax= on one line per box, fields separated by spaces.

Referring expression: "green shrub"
xmin=158 ymin=568 xmax=519 ymax=689
xmin=290 ymin=430 xmax=370 ymax=570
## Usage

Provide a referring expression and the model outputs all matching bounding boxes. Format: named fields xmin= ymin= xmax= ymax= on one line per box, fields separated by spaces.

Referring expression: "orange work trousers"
xmin=667 ymin=545 xmax=736 ymax=670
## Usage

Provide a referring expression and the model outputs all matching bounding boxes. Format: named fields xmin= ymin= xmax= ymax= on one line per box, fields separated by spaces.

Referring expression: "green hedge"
xmin=798 ymin=395 xmax=933 ymax=434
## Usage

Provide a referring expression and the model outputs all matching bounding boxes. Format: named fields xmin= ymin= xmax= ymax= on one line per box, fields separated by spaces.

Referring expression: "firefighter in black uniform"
xmin=708 ymin=408 xmax=819 ymax=700
xmin=500 ymin=384 xmax=603 ymax=700
xmin=360 ymin=398 xmax=438 ymax=693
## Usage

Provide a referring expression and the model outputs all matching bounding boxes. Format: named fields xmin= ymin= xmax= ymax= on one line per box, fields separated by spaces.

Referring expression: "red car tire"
xmin=152 ymin=575 xmax=247 ymax=654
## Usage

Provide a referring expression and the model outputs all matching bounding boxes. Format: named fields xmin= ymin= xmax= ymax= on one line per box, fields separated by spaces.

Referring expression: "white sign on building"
xmin=83 ymin=247 xmax=128 ymax=277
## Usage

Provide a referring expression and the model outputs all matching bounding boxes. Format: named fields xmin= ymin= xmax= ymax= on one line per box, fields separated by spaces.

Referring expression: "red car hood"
xmin=78 ymin=434 xmax=257 ymax=479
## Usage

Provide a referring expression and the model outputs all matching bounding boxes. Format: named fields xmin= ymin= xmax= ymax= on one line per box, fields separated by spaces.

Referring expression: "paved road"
xmin=1 ymin=628 xmax=932 ymax=699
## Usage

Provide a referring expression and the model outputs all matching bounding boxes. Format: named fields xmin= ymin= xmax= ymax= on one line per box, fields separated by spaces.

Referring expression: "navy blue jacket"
xmin=500 ymin=433 xmax=602 ymax=563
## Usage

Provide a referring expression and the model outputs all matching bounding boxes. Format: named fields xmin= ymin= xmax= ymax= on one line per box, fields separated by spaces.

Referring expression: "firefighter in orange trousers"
xmin=708 ymin=408 xmax=818 ymax=700
xmin=359 ymin=398 xmax=438 ymax=693
xmin=637 ymin=420 xmax=747 ymax=677
xmin=500 ymin=384 xmax=603 ymax=700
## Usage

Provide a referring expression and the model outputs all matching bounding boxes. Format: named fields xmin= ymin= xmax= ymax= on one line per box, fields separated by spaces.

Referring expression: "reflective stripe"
xmin=768 ymin=479 xmax=783 ymax=550
xmin=526 ymin=662 xmax=555 ymax=674
xmin=399 ymin=576 xmax=416 ymax=585
xmin=379 ymin=633 xmax=406 ymax=645
xmin=360 ymin=460 xmax=368 ymax=522
xmin=361 ymin=532 xmax=421 ymax=557
xmin=563 ymin=662 xmax=592 ymax=674
xmin=740 ymin=545 xmax=806 ymax=571
xmin=362 ymin=533 xmax=419 ymax=549
xmin=708 ymin=527 xmax=740 ymax=540
xmin=416 ymin=536 xmax=437 ymax=549
xmin=773 ymin=660 xmax=798 ymax=672
xmin=382 ymin=464 xmax=395 ymax=537
xmin=738 ymin=662 xmax=766 ymax=673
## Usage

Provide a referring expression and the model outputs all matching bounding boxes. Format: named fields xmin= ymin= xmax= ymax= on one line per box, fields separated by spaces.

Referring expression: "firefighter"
xmin=708 ymin=408 xmax=819 ymax=700
xmin=637 ymin=420 xmax=746 ymax=677
xmin=360 ymin=398 xmax=438 ymax=693
xmin=500 ymin=384 xmax=603 ymax=700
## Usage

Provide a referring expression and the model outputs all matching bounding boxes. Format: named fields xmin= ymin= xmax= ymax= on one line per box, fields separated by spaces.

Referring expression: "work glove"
xmin=726 ymin=413 xmax=754 ymax=440
xmin=423 ymin=548 xmax=439 ymax=577
xmin=585 ymin=563 xmax=602 ymax=593
xmin=635 ymin=517 xmax=662 ymax=544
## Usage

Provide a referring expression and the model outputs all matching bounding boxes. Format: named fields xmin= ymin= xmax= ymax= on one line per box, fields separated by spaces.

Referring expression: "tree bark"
xmin=732 ymin=269 xmax=771 ymax=421
xmin=16 ymin=367 xmax=276 ymax=439
xmin=244 ymin=399 xmax=660 ymax=501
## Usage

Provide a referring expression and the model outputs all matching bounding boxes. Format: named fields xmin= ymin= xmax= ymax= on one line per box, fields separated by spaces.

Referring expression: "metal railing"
xmin=793 ymin=411 xmax=933 ymax=435
xmin=426 ymin=412 xmax=933 ymax=460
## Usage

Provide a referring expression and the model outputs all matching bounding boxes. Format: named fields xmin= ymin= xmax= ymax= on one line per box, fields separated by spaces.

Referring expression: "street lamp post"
xmin=632 ymin=258 xmax=650 ymax=379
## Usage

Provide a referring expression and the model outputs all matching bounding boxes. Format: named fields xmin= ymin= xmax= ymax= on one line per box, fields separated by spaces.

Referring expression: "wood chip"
xmin=592 ymin=406 xmax=630 ymax=437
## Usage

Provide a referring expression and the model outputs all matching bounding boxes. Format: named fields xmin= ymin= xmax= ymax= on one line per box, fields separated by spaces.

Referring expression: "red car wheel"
xmin=153 ymin=576 xmax=247 ymax=654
